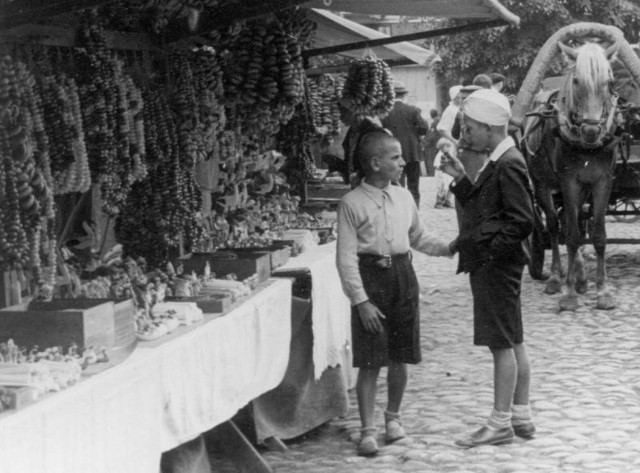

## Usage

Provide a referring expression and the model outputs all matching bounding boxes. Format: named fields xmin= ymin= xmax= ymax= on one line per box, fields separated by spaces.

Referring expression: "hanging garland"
xmin=340 ymin=56 xmax=395 ymax=117
xmin=0 ymin=55 xmax=57 ymax=287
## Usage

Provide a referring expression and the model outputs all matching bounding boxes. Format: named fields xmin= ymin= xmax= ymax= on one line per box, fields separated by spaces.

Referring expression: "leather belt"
xmin=358 ymin=251 xmax=411 ymax=269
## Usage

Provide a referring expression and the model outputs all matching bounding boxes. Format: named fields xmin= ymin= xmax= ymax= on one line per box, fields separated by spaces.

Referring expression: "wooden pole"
xmin=303 ymin=18 xmax=508 ymax=58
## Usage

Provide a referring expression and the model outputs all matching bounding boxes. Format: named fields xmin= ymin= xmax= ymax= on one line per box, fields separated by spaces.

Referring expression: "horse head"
xmin=557 ymin=41 xmax=617 ymax=148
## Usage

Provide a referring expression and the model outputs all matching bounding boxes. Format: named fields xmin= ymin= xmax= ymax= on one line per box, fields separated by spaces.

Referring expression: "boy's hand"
xmin=440 ymin=151 xmax=466 ymax=182
xmin=356 ymin=300 xmax=386 ymax=333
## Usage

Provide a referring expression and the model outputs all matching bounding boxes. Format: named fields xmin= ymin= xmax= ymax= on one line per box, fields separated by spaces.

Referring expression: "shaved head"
xmin=357 ymin=132 xmax=399 ymax=173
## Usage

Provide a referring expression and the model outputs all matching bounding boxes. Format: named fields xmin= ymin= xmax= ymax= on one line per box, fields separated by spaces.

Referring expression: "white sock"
xmin=512 ymin=404 xmax=531 ymax=425
xmin=487 ymin=409 xmax=512 ymax=430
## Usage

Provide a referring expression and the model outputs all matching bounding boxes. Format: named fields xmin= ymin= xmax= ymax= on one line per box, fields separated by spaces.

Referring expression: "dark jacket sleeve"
xmin=487 ymin=156 xmax=534 ymax=258
xmin=413 ymin=108 xmax=429 ymax=135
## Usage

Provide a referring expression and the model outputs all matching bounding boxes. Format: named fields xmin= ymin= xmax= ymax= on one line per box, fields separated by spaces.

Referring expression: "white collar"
xmin=488 ymin=136 xmax=516 ymax=163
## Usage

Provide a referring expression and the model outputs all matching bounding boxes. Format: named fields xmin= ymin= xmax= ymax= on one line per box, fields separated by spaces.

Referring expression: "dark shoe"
xmin=513 ymin=421 xmax=536 ymax=439
xmin=455 ymin=425 xmax=515 ymax=448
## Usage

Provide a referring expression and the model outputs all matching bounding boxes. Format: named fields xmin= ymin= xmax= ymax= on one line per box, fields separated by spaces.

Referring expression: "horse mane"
xmin=558 ymin=42 xmax=613 ymax=118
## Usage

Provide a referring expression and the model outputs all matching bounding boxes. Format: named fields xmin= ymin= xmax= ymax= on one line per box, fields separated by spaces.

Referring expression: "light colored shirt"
xmin=472 ymin=136 xmax=515 ymax=182
xmin=336 ymin=180 xmax=451 ymax=305
xmin=436 ymin=103 xmax=459 ymax=137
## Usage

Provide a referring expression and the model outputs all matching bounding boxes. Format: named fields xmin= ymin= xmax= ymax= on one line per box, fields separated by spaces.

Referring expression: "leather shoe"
xmin=513 ymin=421 xmax=536 ymax=439
xmin=357 ymin=435 xmax=379 ymax=456
xmin=455 ymin=425 xmax=515 ymax=448
xmin=385 ymin=419 xmax=406 ymax=443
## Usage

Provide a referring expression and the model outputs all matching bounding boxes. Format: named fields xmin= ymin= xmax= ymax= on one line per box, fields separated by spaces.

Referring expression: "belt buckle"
xmin=377 ymin=255 xmax=392 ymax=269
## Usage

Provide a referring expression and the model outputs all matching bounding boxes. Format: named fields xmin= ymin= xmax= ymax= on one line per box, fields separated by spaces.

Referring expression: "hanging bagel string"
xmin=340 ymin=48 xmax=395 ymax=118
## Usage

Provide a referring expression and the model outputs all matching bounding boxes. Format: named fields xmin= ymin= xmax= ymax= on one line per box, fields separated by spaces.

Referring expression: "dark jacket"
xmin=382 ymin=101 xmax=429 ymax=163
xmin=451 ymin=146 xmax=534 ymax=274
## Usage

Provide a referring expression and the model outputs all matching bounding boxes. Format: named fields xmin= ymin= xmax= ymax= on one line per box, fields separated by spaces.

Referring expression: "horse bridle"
xmin=557 ymin=93 xmax=619 ymax=149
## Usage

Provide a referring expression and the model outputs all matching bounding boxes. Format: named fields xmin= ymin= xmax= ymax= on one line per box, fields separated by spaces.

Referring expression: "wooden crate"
xmin=178 ymin=251 xmax=272 ymax=283
xmin=166 ymin=294 xmax=232 ymax=314
xmin=0 ymin=299 xmax=115 ymax=350
xmin=226 ymin=246 xmax=291 ymax=270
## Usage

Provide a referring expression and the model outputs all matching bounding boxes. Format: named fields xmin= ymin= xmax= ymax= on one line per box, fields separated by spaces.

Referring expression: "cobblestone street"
xmin=244 ymin=178 xmax=640 ymax=473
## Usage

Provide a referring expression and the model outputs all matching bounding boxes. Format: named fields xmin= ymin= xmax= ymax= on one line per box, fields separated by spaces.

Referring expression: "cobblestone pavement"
xmin=224 ymin=177 xmax=640 ymax=473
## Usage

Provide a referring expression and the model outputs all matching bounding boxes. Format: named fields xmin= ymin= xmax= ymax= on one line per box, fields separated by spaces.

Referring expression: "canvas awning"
xmin=302 ymin=0 xmax=520 ymax=25
xmin=308 ymin=8 xmax=440 ymax=67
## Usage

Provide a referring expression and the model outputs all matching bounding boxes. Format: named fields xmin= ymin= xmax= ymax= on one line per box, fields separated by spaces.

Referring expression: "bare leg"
xmin=512 ymin=343 xmax=531 ymax=405
xmin=356 ymin=367 xmax=381 ymax=430
xmin=386 ymin=361 xmax=407 ymax=415
xmin=490 ymin=347 xmax=517 ymax=413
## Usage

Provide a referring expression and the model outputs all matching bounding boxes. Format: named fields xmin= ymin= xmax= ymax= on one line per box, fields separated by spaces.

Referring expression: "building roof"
xmin=309 ymin=8 xmax=440 ymax=67
xmin=302 ymin=0 xmax=520 ymax=26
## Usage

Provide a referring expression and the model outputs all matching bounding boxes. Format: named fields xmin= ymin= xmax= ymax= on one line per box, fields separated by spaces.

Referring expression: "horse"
xmin=522 ymin=41 xmax=625 ymax=311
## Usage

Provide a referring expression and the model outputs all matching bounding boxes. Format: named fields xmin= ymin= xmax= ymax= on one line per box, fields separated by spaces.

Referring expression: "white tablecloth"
xmin=0 ymin=278 xmax=292 ymax=473
xmin=274 ymin=242 xmax=351 ymax=380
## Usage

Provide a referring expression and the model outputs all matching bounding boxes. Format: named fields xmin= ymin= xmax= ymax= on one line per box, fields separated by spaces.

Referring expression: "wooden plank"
xmin=303 ymin=19 xmax=508 ymax=58
xmin=0 ymin=24 xmax=162 ymax=52
xmin=0 ymin=0 xmax=120 ymax=30
xmin=206 ymin=420 xmax=273 ymax=473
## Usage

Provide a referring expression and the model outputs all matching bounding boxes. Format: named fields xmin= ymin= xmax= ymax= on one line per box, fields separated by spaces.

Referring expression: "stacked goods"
xmin=341 ymin=56 xmax=395 ymax=117
xmin=75 ymin=10 xmax=148 ymax=216
xmin=0 ymin=55 xmax=57 ymax=288
xmin=115 ymin=87 xmax=206 ymax=268
xmin=309 ymin=74 xmax=344 ymax=136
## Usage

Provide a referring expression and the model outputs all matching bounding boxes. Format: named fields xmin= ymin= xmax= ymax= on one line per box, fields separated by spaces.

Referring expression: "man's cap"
xmin=394 ymin=80 xmax=408 ymax=94
xmin=489 ymin=72 xmax=506 ymax=84
xmin=459 ymin=84 xmax=482 ymax=95
xmin=448 ymin=85 xmax=463 ymax=101
xmin=462 ymin=89 xmax=511 ymax=126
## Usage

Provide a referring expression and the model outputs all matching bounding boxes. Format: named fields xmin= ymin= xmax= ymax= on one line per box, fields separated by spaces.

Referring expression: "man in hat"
xmin=381 ymin=81 xmax=429 ymax=206
xmin=440 ymin=88 xmax=536 ymax=448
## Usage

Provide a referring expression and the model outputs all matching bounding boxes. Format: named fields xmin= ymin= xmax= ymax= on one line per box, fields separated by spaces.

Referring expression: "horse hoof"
xmin=559 ymin=295 xmax=578 ymax=312
xmin=544 ymin=278 xmax=562 ymax=295
xmin=576 ymin=280 xmax=588 ymax=295
xmin=597 ymin=295 xmax=616 ymax=310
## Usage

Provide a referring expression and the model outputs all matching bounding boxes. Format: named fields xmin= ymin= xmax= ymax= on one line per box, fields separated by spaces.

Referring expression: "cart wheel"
xmin=613 ymin=199 xmax=640 ymax=223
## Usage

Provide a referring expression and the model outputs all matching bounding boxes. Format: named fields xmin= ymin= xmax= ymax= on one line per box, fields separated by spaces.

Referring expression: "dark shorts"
xmin=469 ymin=261 xmax=524 ymax=348
xmin=351 ymin=254 xmax=421 ymax=369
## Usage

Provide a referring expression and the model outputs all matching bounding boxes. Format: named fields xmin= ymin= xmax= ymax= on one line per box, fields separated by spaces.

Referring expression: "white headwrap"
xmin=448 ymin=85 xmax=463 ymax=101
xmin=462 ymin=89 xmax=511 ymax=126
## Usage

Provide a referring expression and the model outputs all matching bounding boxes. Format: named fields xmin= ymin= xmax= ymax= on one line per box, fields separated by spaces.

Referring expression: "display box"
xmin=178 ymin=251 xmax=272 ymax=283
xmin=166 ymin=294 xmax=232 ymax=314
xmin=0 ymin=299 xmax=115 ymax=351
xmin=226 ymin=245 xmax=291 ymax=270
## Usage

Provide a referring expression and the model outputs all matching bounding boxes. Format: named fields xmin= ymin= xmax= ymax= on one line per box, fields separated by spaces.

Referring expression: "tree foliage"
xmin=428 ymin=0 xmax=640 ymax=99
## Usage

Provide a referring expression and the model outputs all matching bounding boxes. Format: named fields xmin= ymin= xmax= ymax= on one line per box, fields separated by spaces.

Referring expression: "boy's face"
xmin=441 ymin=143 xmax=451 ymax=153
xmin=462 ymin=115 xmax=491 ymax=152
xmin=372 ymin=141 xmax=405 ymax=182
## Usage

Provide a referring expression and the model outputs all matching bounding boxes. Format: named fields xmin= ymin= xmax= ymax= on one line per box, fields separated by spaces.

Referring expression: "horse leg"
xmin=558 ymin=181 xmax=583 ymax=312
xmin=574 ymin=246 xmax=588 ymax=294
xmin=538 ymin=189 xmax=563 ymax=294
xmin=592 ymin=177 xmax=615 ymax=310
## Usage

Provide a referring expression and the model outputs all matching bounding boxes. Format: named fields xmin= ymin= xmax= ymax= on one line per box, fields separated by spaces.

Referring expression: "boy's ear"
xmin=370 ymin=156 xmax=380 ymax=171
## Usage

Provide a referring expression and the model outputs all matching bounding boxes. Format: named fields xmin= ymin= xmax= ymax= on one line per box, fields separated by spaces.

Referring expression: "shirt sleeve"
xmin=408 ymin=202 xmax=452 ymax=257
xmin=336 ymin=199 xmax=368 ymax=306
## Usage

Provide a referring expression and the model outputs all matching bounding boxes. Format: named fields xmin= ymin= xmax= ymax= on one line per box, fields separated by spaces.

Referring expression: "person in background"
xmin=472 ymin=73 xmax=493 ymax=89
xmin=337 ymin=132 xmax=455 ymax=457
xmin=381 ymin=81 xmax=429 ymax=207
xmin=422 ymin=109 xmax=440 ymax=177
xmin=440 ymin=88 xmax=535 ymax=448
xmin=437 ymin=84 xmax=463 ymax=145
xmin=489 ymin=72 xmax=506 ymax=93
xmin=433 ymin=137 xmax=456 ymax=209
xmin=339 ymin=102 xmax=387 ymax=187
